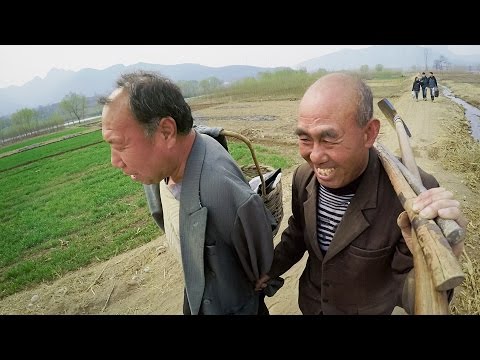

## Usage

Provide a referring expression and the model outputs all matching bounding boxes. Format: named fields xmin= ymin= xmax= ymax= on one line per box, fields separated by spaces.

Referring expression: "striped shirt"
xmin=317 ymin=185 xmax=354 ymax=252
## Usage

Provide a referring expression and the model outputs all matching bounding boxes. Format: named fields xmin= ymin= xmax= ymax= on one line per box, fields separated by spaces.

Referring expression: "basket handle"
xmin=220 ymin=130 xmax=267 ymax=197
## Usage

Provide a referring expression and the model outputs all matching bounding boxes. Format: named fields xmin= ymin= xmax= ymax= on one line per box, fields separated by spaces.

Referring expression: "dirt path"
xmin=1 ymin=89 xmax=478 ymax=315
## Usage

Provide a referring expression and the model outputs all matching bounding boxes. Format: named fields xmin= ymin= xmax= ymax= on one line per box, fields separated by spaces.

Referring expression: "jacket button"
xmin=322 ymin=298 xmax=329 ymax=303
xmin=203 ymin=299 xmax=211 ymax=305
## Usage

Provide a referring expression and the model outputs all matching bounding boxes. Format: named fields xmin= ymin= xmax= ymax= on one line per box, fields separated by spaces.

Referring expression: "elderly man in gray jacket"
xmin=100 ymin=70 xmax=280 ymax=315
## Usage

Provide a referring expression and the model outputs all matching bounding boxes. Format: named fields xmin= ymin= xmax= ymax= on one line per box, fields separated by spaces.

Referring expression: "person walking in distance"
xmin=411 ymin=76 xmax=421 ymax=101
xmin=428 ymin=71 xmax=438 ymax=101
xmin=255 ymin=73 xmax=466 ymax=315
xmin=420 ymin=72 xmax=428 ymax=101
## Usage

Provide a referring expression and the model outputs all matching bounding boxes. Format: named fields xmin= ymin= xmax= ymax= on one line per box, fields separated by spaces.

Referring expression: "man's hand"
xmin=255 ymin=274 xmax=271 ymax=292
xmin=397 ymin=187 xmax=467 ymax=258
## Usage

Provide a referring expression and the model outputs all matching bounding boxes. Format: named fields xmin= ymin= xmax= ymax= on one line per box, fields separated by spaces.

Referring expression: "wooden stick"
xmin=391 ymin=115 xmax=422 ymax=181
xmin=87 ymin=262 xmax=109 ymax=293
xmin=382 ymin=147 xmax=465 ymax=245
xmin=376 ymin=99 xmax=459 ymax=314
xmin=102 ymin=283 xmax=116 ymax=312
xmin=220 ymin=130 xmax=266 ymax=197
xmin=375 ymin=142 xmax=464 ymax=291
xmin=411 ymin=230 xmax=449 ymax=314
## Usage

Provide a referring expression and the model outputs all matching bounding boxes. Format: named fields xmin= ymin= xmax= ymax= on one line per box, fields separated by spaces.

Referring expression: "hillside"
xmin=297 ymin=45 xmax=480 ymax=72
xmin=0 ymin=63 xmax=283 ymax=117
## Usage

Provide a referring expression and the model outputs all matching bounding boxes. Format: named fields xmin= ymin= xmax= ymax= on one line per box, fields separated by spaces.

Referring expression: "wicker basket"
xmin=221 ymin=130 xmax=284 ymax=237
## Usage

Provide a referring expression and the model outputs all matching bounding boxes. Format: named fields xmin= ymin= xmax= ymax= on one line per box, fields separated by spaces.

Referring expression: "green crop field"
xmin=0 ymin=124 xmax=294 ymax=299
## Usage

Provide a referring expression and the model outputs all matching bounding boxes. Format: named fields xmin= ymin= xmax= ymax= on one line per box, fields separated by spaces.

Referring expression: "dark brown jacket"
xmin=268 ymin=148 xmax=438 ymax=315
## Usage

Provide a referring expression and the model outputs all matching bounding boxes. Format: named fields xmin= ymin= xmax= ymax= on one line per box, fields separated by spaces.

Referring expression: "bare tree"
xmin=60 ymin=92 xmax=87 ymax=121
xmin=199 ymin=77 xmax=223 ymax=94
xmin=433 ymin=55 xmax=451 ymax=71
xmin=360 ymin=64 xmax=369 ymax=73
xmin=11 ymin=108 xmax=38 ymax=137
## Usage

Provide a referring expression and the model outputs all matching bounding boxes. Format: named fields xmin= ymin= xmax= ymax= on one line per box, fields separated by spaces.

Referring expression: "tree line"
xmin=0 ymin=67 xmax=404 ymax=145
xmin=0 ymin=92 xmax=98 ymax=145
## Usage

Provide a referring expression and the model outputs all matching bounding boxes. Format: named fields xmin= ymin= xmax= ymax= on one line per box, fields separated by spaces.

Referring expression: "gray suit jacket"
xmin=144 ymin=131 xmax=277 ymax=314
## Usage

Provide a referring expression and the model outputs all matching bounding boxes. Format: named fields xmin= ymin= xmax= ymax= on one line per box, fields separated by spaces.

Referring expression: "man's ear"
xmin=157 ymin=116 xmax=177 ymax=142
xmin=364 ymin=118 xmax=380 ymax=148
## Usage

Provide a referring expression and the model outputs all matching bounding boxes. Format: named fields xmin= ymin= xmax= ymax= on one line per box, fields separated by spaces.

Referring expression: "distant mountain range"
xmin=296 ymin=45 xmax=480 ymax=72
xmin=2 ymin=45 xmax=480 ymax=117
xmin=0 ymin=63 xmax=283 ymax=117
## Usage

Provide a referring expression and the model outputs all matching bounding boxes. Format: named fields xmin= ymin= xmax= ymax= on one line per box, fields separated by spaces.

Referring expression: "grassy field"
xmin=0 ymin=131 xmax=104 ymax=172
xmin=438 ymin=72 xmax=480 ymax=108
xmin=0 ymin=124 xmax=295 ymax=299
xmin=0 ymin=131 xmax=160 ymax=297
xmin=0 ymin=127 xmax=86 ymax=155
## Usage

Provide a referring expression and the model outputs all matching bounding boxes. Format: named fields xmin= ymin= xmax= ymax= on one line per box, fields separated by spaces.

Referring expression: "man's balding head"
xmin=300 ymin=73 xmax=373 ymax=127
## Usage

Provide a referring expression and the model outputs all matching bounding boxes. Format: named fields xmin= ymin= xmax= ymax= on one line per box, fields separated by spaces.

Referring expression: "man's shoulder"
xmin=294 ymin=162 xmax=312 ymax=174
xmin=293 ymin=163 xmax=315 ymax=185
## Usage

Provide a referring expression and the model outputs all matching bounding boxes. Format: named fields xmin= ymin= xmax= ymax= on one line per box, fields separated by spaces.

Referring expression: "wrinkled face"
xmin=101 ymin=89 xmax=169 ymax=185
xmin=296 ymin=85 xmax=378 ymax=189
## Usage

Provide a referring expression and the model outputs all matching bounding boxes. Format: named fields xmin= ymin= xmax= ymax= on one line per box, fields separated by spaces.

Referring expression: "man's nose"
xmin=310 ymin=142 xmax=328 ymax=164
xmin=110 ymin=150 xmax=125 ymax=169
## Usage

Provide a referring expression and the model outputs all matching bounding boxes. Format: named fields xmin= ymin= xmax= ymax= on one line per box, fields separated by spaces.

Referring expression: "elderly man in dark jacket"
xmin=256 ymin=73 xmax=466 ymax=315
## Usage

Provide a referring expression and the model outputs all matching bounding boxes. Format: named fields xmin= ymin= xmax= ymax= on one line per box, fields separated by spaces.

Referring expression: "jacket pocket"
xmin=348 ymin=244 xmax=394 ymax=259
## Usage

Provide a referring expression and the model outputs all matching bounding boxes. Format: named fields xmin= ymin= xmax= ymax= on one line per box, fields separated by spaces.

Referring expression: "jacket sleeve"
xmin=230 ymin=194 xmax=277 ymax=282
xmin=268 ymin=166 xmax=307 ymax=278
xmin=391 ymin=234 xmax=414 ymax=307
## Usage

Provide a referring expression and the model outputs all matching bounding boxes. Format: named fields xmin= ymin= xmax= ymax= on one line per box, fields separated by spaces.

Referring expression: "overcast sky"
xmin=1 ymin=45 xmax=479 ymax=89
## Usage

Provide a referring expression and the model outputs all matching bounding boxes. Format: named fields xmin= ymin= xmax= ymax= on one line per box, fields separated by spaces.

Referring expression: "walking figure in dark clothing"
xmin=428 ymin=72 xmax=438 ymax=101
xmin=411 ymin=76 xmax=421 ymax=101
xmin=420 ymin=72 xmax=428 ymax=101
